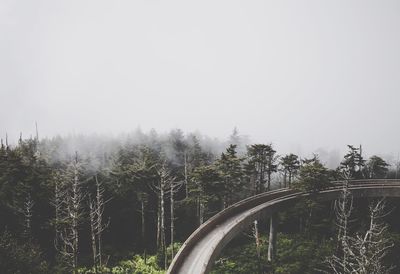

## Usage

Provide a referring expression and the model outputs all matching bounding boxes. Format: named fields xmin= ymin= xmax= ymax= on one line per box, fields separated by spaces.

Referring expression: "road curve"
xmin=167 ymin=179 xmax=400 ymax=274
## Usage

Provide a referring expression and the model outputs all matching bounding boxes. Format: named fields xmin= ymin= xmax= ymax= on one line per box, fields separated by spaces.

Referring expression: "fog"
xmin=1 ymin=0 xmax=400 ymax=163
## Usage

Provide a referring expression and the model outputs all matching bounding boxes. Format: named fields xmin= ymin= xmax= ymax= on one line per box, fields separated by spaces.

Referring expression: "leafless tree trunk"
xmin=88 ymin=176 xmax=109 ymax=271
xmin=139 ymin=192 xmax=147 ymax=263
xmin=192 ymin=178 xmax=205 ymax=226
xmin=89 ymin=196 xmax=98 ymax=274
xmin=72 ymin=160 xmax=81 ymax=271
xmin=19 ymin=193 xmax=34 ymax=239
xmin=151 ymin=160 xmax=183 ymax=269
xmin=54 ymin=153 xmax=84 ymax=273
xmin=70 ymin=154 xmax=82 ymax=272
xmin=170 ymin=184 xmax=175 ymax=260
xmin=267 ymin=213 xmax=277 ymax=262
xmin=169 ymin=178 xmax=182 ymax=261
xmin=160 ymin=177 xmax=166 ymax=269
xmin=53 ymin=173 xmax=67 ymax=259
xmin=253 ymin=220 xmax=262 ymax=273
xmin=184 ymin=151 xmax=189 ymax=198
xmin=54 ymin=179 xmax=61 ymax=249
xmin=327 ymin=181 xmax=394 ymax=274
xmin=157 ymin=204 xmax=161 ymax=249
xmin=253 ymin=220 xmax=261 ymax=257
xmin=222 ymin=197 xmax=227 ymax=211
xmin=151 ymin=161 xmax=176 ymax=270
xmin=199 ymin=196 xmax=204 ymax=225
xmin=336 ymin=180 xmax=352 ymax=265
xmin=95 ymin=176 xmax=108 ymax=267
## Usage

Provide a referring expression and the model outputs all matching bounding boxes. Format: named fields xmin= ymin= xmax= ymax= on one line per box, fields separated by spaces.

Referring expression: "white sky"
xmin=1 ymin=0 xmax=400 ymax=158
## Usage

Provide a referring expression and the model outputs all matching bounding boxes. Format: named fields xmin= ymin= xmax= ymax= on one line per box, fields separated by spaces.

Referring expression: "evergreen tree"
xmin=246 ymin=144 xmax=277 ymax=194
xmin=340 ymin=145 xmax=365 ymax=179
xmin=109 ymin=144 xmax=158 ymax=256
xmin=184 ymin=134 xmax=210 ymax=198
xmin=364 ymin=155 xmax=389 ymax=179
xmin=264 ymin=144 xmax=278 ymax=191
xmin=190 ymin=165 xmax=222 ymax=225
xmin=280 ymin=153 xmax=300 ymax=187
xmin=294 ymin=156 xmax=331 ymax=192
xmin=216 ymin=145 xmax=244 ymax=209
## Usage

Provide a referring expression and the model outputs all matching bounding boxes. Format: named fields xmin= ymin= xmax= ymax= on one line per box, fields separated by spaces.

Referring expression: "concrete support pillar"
xmin=267 ymin=213 xmax=277 ymax=262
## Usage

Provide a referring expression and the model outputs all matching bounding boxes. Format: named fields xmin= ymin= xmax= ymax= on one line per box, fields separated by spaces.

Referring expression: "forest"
xmin=0 ymin=128 xmax=399 ymax=274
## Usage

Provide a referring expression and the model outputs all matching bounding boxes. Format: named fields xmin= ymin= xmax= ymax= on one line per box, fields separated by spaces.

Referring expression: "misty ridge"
xmin=4 ymin=126 xmax=391 ymax=172
xmin=3 ymin=126 xmax=399 ymax=179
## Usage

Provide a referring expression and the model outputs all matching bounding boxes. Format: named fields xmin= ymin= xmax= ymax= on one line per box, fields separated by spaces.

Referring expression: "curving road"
xmin=167 ymin=179 xmax=400 ymax=274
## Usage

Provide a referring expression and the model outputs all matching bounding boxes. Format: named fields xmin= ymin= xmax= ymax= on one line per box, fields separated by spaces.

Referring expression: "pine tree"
xmin=280 ymin=154 xmax=300 ymax=188
xmin=340 ymin=145 xmax=365 ymax=179
xmin=191 ymin=165 xmax=221 ymax=225
xmin=217 ymin=145 xmax=244 ymax=209
xmin=246 ymin=144 xmax=279 ymax=192
xmin=295 ymin=156 xmax=331 ymax=192
xmin=364 ymin=156 xmax=389 ymax=179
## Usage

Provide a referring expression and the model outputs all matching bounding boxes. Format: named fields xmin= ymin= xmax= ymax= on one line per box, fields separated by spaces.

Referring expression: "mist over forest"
xmin=5 ymin=126 xmax=396 ymax=170
xmin=2 ymin=0 xmax=400 ymax=273
xmin=1 ymin=126 xmax=400 ymax=273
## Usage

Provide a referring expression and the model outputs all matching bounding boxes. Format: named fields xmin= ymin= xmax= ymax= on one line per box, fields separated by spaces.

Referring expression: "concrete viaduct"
xmin=167 ymin=179 xmax=400 ymax=274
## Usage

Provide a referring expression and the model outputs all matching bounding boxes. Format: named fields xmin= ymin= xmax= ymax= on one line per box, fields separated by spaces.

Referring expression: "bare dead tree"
xmin=138 ymin=191 xmax=148 ymax=262
xmin=253 ymin=220 xmax=262 ymax=273
xmin=88 ymin=195 xmax=98 ymax=274
xmin=159 ymin=165 xmax=167 ymax=270
xmin=156 ymin=199 xmax=161 ymax=251
xmin=53 ymin=153 xmax=85 ymax=273
xmin=70 ymin=154 xmax=83 ymax=272
xmin=55 ymin=187 xmax=76 ymax=271
xmin=325 ymin=179 xmax=357 ymax=274
xmin=191 ymin=176 xmax=204 ymax=226
xmin=326 ymin=180 xmax=394 ymax=274
xmin=267 ymin=213 xmax=277 ymax=262
xmin=198 ymin=190 xmax=205 ymax=226
xmin=19 ymin=193 xmax=34 ymax=239
xmin=170 ymin=177 xmax=183 ymax=261
xmin=150 ymin=160 xmax=176 ymax=270
xmin=88 ymin=175 xmax=110 ymax=273
xmin=52 ymin=171 xmax=68 ymax=259
xmin=184 ymin=151 xmax=189 ymax=199
xmin=95 ymin=175 xmax=109 ymax=267
xmin=352 ymin=199 xmax=394 ymax=273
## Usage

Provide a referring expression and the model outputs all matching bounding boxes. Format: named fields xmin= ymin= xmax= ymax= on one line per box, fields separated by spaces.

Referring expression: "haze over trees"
xmin=0 ymin=129 xmax=399 ymax=273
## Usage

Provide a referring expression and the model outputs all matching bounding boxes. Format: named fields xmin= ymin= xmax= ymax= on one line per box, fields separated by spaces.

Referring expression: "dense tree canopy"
xmin=365 ymin=155 xmax=389 ymax=179
xmin=294 ymin=156 xmax=332 ymax=192
xmin=0 ymin=133 xmax=398 ymax=273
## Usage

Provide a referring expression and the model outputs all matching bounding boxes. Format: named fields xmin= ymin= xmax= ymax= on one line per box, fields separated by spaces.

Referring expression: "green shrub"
xmin=78 ymin=255 xmax=164 ymax=274
xmin=212 ymin=234 xmax=334 ymax=274
xmin=0 ymin=230 xmax=49 ymax=274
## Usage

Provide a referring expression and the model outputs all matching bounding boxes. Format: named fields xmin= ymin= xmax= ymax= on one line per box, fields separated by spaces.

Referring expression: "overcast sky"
xmin=1 ymin=0 xmax=400 ymax=158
